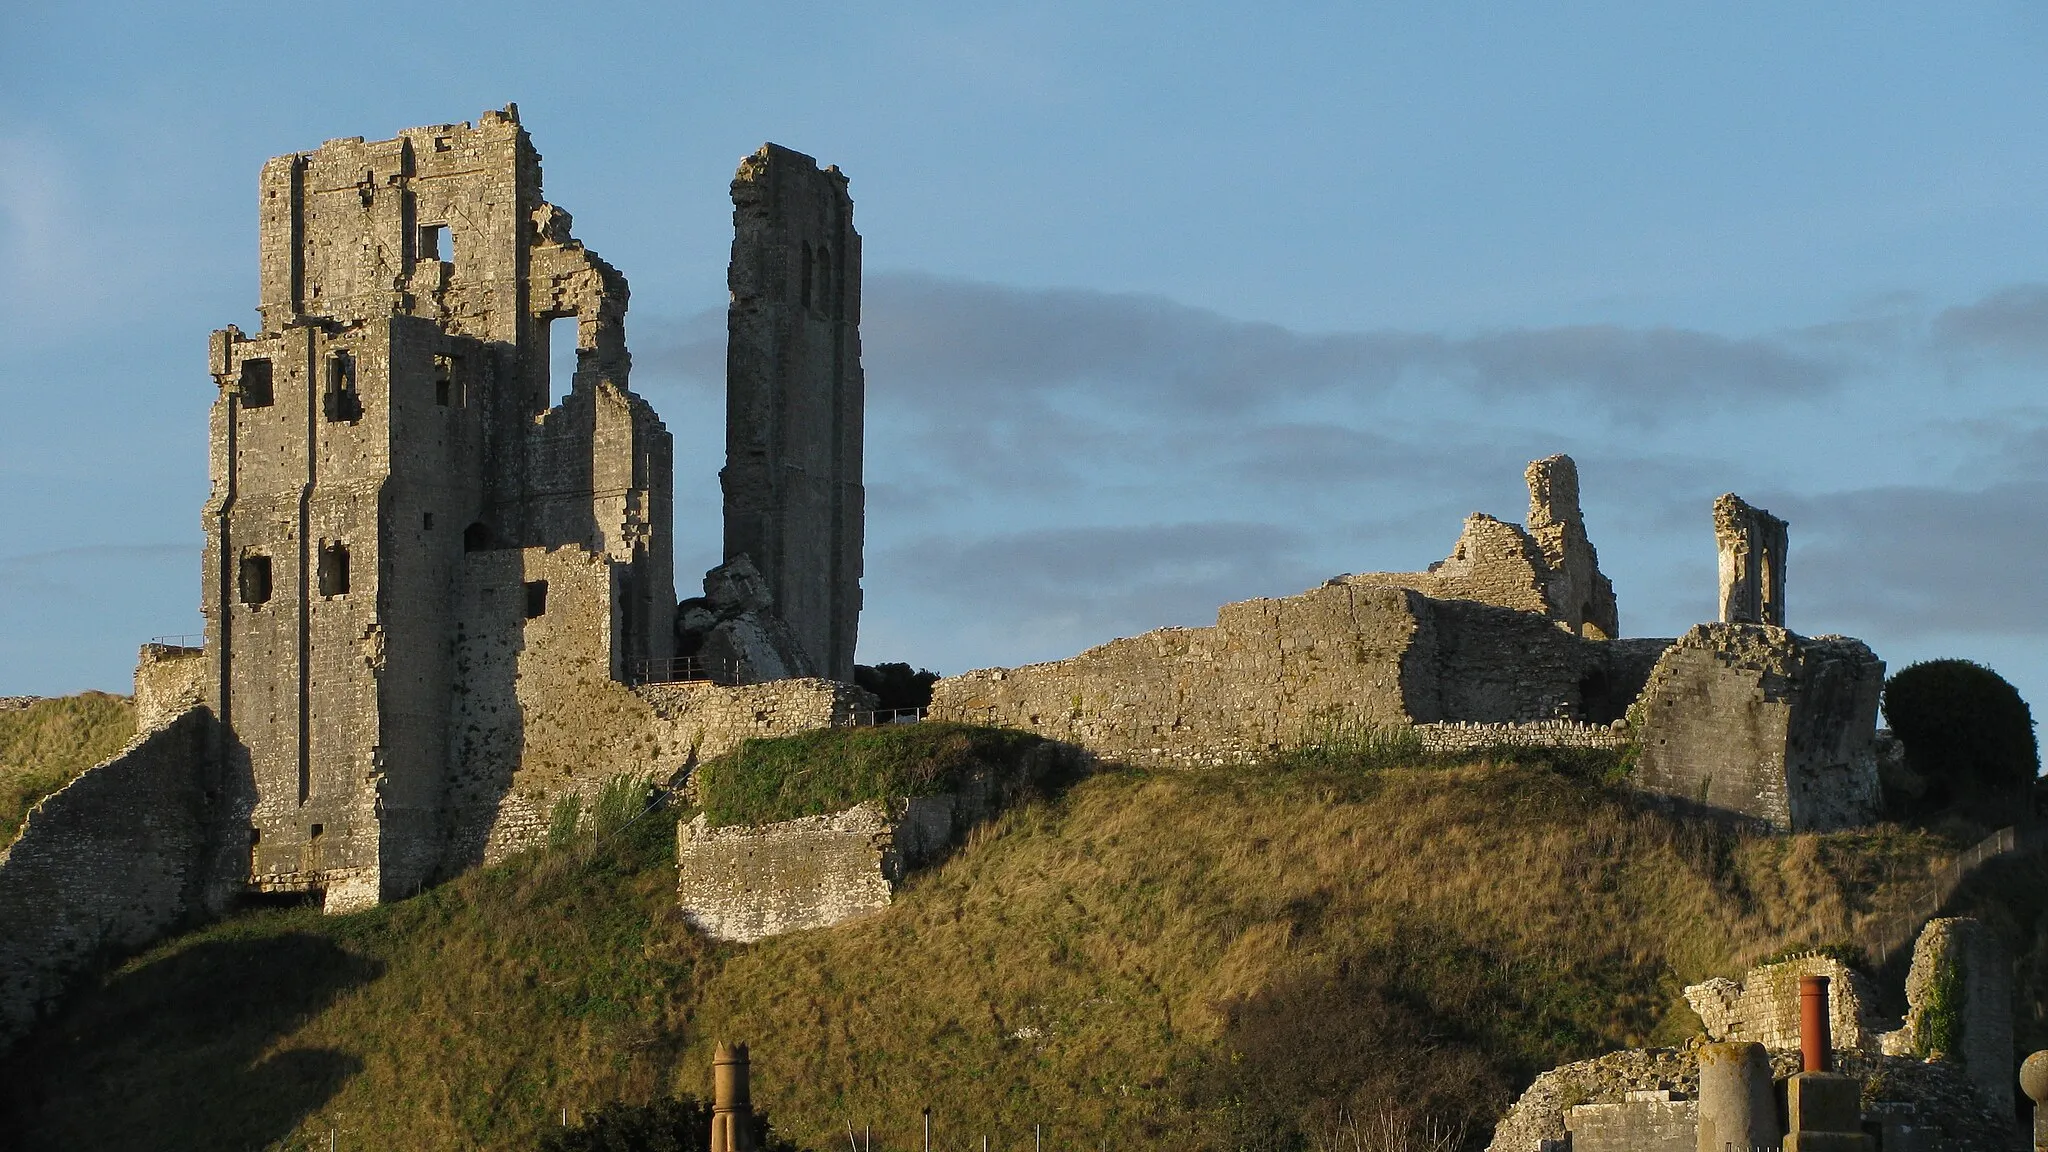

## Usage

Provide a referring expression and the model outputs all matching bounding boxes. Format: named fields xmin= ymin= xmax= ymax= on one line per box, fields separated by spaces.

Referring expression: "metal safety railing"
xmin=625 ymin=655 xmax=738 ymax=686
xmin=147 ymin=633 xmax=206 ymax=649
xmin=840 ymin=707 xmax=928 ymax=728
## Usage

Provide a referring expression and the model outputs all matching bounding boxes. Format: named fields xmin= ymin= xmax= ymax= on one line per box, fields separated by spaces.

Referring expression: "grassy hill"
xmin=0 ymin=692 xmax=136 ymax=845
xmin=0 ymin=726 xmax=2031 ymax=1151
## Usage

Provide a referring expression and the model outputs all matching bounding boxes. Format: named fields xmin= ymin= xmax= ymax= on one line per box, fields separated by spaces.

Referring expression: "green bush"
xmin=696 ymin=723 xmax=1055 ymax=828
xmin=1881 ymin=659 xmax=2039 ymax=814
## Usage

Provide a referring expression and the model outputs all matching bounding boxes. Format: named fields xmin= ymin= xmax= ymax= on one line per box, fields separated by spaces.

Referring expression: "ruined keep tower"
xmin=200 ymin=107 xmax=674 ymax=910
xmin=1715 ymin=493 xmax=1787 ymax=627
xmin=722 ymin=144 xmax=865 ymax=683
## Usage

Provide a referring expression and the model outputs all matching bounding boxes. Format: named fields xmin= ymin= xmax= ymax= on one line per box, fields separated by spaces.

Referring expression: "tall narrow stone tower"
xmin=201 ymin=107 xmax=673 ymax=910
xmin=722 ymin=144 xmax=865 ymax=683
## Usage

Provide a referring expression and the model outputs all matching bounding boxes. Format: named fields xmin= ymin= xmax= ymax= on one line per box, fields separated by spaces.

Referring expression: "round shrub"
xmin=1881 ymin=659 xmax=2039 ymax=808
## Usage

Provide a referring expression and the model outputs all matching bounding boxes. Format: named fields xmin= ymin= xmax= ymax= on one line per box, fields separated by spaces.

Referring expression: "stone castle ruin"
xmin=1 ymin=106 xmax=1900 ymax=1051
xmin=0 ymin=109 xmax=876 ymax=1043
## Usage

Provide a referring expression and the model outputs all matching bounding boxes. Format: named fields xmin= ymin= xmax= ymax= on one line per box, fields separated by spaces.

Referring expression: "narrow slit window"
xmin=812 ymin=244 xmax=830 ymax=315
xmin=323 ymin=351 xmax=362 ymax=423
xmin=800 ymin=241 xmax=813 ymax=309
xmin=433 ymin=353 xmax=463 ymax=407
xmin=524 ymin=579 xmax=548 ymax=618
xmin=309 ymin=823 xmax=324 ymax=840
xmin=239 ymin=554 xmax=273 ymax=605
xmin=239 ymin=358 xmax=274 ymax=408
xmin=546 ymin=315 xmax=576 ymax=407
xmin=423 ymin=512 xmax=435 ymax=530
xmin=418 ymin=223 xmax=447 ymax=264
xmin=317 ymin=541 xmax=350 ymax=597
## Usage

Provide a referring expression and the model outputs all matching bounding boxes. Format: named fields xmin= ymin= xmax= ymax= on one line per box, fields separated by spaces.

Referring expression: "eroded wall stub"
xmin=1346 ymin=453 xmax=1620 ymax=639
xmin=1715 ymin=493 xmax=1788 ymax=627
xmin=1684 ymin=953 xmax=1887 ymax=1055
xmin=1630 ymin=623 xmax=1883 ymax=832
xmin=722 ymin=143 xmax=864 ymax=683
xmin=1525 ymin=454 xmax=1620 ymax=639
xmin=1894 ymin=917 xmax=2014 ymax=1118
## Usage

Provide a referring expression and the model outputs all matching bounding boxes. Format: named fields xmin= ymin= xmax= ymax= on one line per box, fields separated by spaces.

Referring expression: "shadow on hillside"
xmin=0 ymin=929 xmax=380 ymax=1151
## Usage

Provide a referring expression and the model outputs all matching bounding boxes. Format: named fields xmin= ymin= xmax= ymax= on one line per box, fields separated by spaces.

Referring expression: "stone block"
xmin=1566 ymin=1095 xmax=1696 ymax=1151
xmin=1632 ymin=623 xmax=1883 ymax=831
xmin=677 ymin=792 xmax=972 ymax=942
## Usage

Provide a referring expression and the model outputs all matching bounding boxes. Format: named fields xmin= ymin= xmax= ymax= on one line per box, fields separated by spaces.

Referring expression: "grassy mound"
xmin=0 ymin=747 xmax=1978 ymax=1151
xmin=697 ymin=722 xmax=1052 ymax=827
xmin=0 ymin=692 xmax=136 ymax=845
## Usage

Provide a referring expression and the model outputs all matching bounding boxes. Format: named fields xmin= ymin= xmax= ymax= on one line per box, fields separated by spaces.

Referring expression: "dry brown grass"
xmin=0 ymin=752 xmax=1961 ymax=1151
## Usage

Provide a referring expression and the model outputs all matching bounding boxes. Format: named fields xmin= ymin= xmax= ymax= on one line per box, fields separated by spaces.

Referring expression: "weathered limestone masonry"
xmin=677 ymin=743 xmax=1078 ymax=941
xmin=1716 ymin=493 xmax=1788 ymax=626
xmin=1685 ymin=953 xmax=1889 ymax=1054
xmin=0 ymin=708 xmax=232 ymax=1049
xmin=170 ymin=109 xmax=872 ymax=913
xmin=133 ymin=642 xmax=206 ymax=729
xmin=1487 ymin=1044 xmax=2013 ymax=1152
xmin=929 ymin=457 xmax=1663 ymax=768
xmin=1887 ymin=917 xmax=2014 ymax=1118
xmin=720 ymin=144 xmax=864 ymax=683
xmin=1631 ymin=623 xmax=1884 ymax=832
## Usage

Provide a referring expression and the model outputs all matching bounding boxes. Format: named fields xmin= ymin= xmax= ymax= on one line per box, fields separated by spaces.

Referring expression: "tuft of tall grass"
xmin=696 ymin=722 xmax=1050 ymax=827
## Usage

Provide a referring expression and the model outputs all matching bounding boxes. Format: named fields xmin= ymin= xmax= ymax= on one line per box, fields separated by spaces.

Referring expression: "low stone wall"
xmin=0 ymin=706 xmax=225 ymax=1051
xmin=1896 ymin=917 xmax=2012 ymax=1117
xmin=1683 ymin=953 xmax=1886 ymax=1054
xmin=678 ymin=745 xmax=1082 ymax=942
xmin=1416 ymin=720 xmax=1631 ymax=754
xmin=677 ymin=800 xmax=934 ymax=942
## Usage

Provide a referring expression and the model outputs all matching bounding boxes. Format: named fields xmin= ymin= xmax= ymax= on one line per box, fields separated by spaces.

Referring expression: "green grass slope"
xmin=0 ymin=692 xmax=137 ymax=844
xmin=0 ymin=735 xmax=1990 ymax=1151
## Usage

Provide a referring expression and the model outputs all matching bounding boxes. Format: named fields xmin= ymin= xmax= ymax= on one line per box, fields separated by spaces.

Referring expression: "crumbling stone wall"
xmin=0 ymin=707 xmax=229 ymax=1050
xmin=1348 ymin=454 xmax=1620 ymax=639
xmin=1685 ymin=953 xmax=1887 ymax=1054
xmin=1715 ymin=493 xmax=1788 ymax=627
xmin=133 ymin=643 xmax=205 ymax=730
xmin=1488 ymin=1045 xmax=2012 ymax=1152
xmin=929 ymin=580 xmax=1633 ymax=769
xmin=723 ymin=143 xmax=864 ymax=683
xmin=1631 ymin=623 xmax=1883 ymax=832
xmin=1890 ymin=917 xmax=2014 ymax=1117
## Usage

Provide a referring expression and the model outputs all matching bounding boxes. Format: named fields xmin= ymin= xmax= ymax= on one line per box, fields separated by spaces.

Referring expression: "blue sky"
xmin=4 ymin=2 xmax=2047 ymax=717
